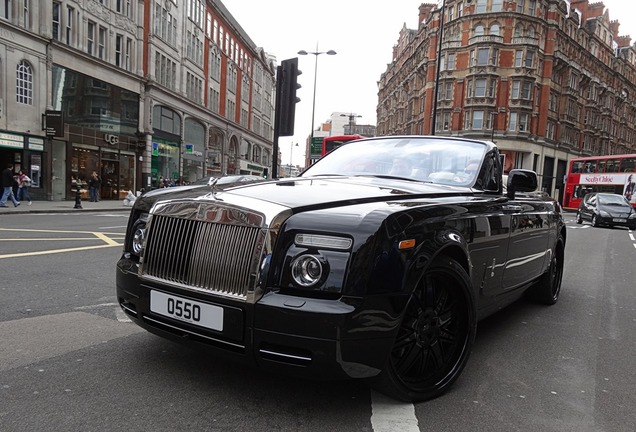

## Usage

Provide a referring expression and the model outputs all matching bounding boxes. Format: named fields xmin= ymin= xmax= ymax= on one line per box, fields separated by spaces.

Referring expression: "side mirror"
xmin=507 ymin=169 xmax=538 ymax=199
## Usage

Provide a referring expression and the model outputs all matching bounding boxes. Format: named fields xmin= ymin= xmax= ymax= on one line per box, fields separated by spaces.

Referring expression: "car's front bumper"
xmin=116 ymin=257 xmax=397 ymax=380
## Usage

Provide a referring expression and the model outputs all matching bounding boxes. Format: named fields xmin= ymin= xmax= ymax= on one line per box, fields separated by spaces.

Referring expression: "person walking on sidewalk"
xmin=17 ymin=169 xmax=32 ymax=205
xmin=0 ymin=163 xmax=20 ymax=207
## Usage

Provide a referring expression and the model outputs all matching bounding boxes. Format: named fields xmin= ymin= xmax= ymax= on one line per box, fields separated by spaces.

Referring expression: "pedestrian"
xmin=88 ymin=171 xmax=101 ymax=202
xmin=17 ymin=169 xmax=32 ymax=205
xmin=0 ymin=163 xmax=20 ymax=207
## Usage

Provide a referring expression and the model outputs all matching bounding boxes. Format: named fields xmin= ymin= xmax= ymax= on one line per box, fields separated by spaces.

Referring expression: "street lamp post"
xmin=340 ymin=113 xmax=361 ymax=134
xmin=298 ymin=45 xmax=337 ymax=143
xmin=290 ymin=142 xmax=298 ymax=176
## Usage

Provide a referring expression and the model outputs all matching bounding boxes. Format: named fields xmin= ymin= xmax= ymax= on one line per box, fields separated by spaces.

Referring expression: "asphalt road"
xmin=0 ymin=211 xmax=634 ymax=431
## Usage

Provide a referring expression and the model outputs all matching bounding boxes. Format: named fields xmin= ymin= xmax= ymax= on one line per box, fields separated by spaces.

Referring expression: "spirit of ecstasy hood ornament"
xmin=208 ymin=177 xmax=220 ymax=196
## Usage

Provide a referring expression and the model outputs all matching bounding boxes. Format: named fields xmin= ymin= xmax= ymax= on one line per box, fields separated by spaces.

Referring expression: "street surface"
xmin=0 ymin=211 xmax=634 ymax=431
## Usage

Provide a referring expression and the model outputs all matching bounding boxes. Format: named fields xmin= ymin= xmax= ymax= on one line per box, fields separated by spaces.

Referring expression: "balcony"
xmin=511 ymin=37 xmax=539 ymax=46
xmin=469 ymin=35 xmax=504 ymax=45
xmin=441 ymin=40 xmax=462 ymax=50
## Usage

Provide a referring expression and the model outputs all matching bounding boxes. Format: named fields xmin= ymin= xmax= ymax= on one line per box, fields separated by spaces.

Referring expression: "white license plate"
xmin=150 ymin=290 xmax=224 ymax=331
xmin=613 ymin=218 xmax=627 ymax=223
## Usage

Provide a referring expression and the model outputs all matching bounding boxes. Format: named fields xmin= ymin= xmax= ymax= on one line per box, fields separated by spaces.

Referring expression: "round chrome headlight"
xmin=131 ymin=224 xmax=145 ymax=255
xmin=291 ymin=255 xmax=323 ymax=287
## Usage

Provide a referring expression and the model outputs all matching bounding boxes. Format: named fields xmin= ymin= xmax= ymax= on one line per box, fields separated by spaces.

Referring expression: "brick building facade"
xmin=377 ymin=0 xmax=636 ymax=201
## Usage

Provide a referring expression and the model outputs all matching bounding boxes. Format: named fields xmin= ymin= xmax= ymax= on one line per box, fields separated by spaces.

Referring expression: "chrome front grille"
xmin=140 ymin=209 xmax=266 ymax=300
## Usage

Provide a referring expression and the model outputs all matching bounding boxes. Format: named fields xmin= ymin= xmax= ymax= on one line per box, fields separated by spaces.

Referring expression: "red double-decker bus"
xmin=563 ymin=154 xmax=636 ymax=210
xmin=322 ymin=134 xmax=364 ymax=156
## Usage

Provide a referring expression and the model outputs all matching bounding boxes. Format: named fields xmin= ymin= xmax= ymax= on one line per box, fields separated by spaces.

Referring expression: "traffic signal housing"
xmin=275 ymin=58 xmax=302 ymax=137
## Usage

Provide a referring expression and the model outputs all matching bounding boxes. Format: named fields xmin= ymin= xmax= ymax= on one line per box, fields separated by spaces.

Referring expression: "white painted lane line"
xmin=630 ymin=233 xmax=635 ymax=241
xmin=371 ymin=390 xmax=419 ymax=432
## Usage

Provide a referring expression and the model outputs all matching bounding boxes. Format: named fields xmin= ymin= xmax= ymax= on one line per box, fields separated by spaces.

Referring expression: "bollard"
xmin=74 ymin=182 xmax=83 ymax=209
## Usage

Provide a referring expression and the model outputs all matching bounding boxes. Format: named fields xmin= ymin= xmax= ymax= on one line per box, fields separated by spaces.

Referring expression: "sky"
xmin=219 ymin=0 xmax=636 ymax=166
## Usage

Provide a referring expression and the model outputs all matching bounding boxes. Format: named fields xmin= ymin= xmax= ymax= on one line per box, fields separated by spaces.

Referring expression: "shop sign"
xmin=28 ymin=137 xmax=44 ymax=151
xmin=184 ymin=144 xmax=203 ymax=157
xmin=43 ymin=110 xmax=64 ymax=137
xmin=0 ymin=132 xmax=24 ymax=149
xmin=152 ymin=142 xmax=159 ymax=156
xmin=104 ymin=134 xmax=119 ymax=145
xmin=247 ymin=164 xmax=263 ymax=172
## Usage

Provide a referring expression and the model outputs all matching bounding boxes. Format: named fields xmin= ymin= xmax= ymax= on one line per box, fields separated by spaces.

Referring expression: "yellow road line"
xmin=0 ymin=243 xmax=121 ymax=259
xmin=93 ymin=232 xmax=121 ymax=246
xmin=0 ymin=238 xmax=105 ymax=241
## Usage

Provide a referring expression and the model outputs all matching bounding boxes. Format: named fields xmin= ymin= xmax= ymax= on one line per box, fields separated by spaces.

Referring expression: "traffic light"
xmin=262 ymin=167 xmax=269 ymax=179
xmin=275 ymin=58 xmax=302 ymax=137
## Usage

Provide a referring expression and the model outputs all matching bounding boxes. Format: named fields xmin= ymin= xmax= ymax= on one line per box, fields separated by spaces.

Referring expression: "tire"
xmin=370 ymin=256 xmax=476 ymax=402
xmin=533 ymin=235 xmax=564 ymax=305
xmin=575 ymin=212 xmax=582 ymax=224
xmin=592 ymin=214 xmax=599 ymax=227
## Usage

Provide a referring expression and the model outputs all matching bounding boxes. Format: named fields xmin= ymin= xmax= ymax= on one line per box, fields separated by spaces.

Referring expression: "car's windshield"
xmin=598 ymin=194 xmax=630 ymax=206
xmin=301 ymin=136 xmax=488 ymax=187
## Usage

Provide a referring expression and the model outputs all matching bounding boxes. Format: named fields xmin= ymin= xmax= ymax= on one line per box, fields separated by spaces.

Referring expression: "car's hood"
xmin=212 ymin=176 xmax=470 ymax=210
xmin=134 ymin=176 xmax=477 ymax=215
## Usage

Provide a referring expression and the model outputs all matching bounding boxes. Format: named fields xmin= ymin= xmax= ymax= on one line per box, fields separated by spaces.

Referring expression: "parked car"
xmin=116 ymin=136 xmax=566 ymax=402
xmin=576 ymin=192 xmax=636 ymax=229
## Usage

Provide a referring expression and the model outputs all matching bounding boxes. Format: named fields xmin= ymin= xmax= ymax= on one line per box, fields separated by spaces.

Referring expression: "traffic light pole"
xmin=272 ymin=58 xmax=301 ymax=179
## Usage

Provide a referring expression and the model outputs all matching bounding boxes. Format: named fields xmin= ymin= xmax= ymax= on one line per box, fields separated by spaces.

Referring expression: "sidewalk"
xmin=0 ymin=198 xmax=132 ymax=215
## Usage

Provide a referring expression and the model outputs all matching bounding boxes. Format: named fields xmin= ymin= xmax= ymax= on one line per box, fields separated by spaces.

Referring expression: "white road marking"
xmin=115 ymin=307 xmax=132 ymax=323
xmin=74 ymin=303 xmax=119 ymax=310
xmin=370 ymin=390 xmax=419 ymax=432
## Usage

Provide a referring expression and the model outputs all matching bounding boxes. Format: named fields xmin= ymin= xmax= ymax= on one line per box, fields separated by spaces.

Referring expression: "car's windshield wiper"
xmin=354 ymin=174 xmax=425 ymax=183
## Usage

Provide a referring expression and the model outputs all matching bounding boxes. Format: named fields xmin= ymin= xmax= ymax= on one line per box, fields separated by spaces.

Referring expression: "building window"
xmin=155 ymin=52 xmax=177 ymax=90
xmin=87 ymin=21 xmax=95 ymax=56
xmin=490 ymin=24 xmax=500 ymax=36
xmin=98 ymin=26 xmax=106 ymax=59
xmin=125 ymin=38 xmax=132 ymax=71
xmin=465 ymin=110 xmax=485 ymax=130
xmin=16 ymin=60 xmax=33 ymax=105
xmin=517 ymin=0 xmax=525 ymax=12
xmin=512 ymin=80 xmax=533 ymax=100
xmin=116 ymin=0 xmax=132 ymax=18
xmin=187 ymin=0 xmax=204 ymax=29
xmin=210 ymin=51 xmax=221 ymax=81
xmin=492 ymin=0 xmax=503 ymax=12
xmin=23 ymin=0 xmax=30 ymax=28
xmin=475 ymin=0 xmax=486 ymax=13
xmin=226 ymin=99 xmax=236 ymax=121
xmin=509 ymin=112 xmax=530 ymax=132
xmin=66 ymin=6 xmax=74 ymax=46
xmin=525 ymin=51 xmax=535 ymax=68
xmin=528 ymin=0 xmax=536 ymax=15
xmin=52 ymin=2 xmax=60 ymax=39
xmin=209 ymin=87 xmax=220 ymax=112
xmin=457 ymin=2 xmax=463 ymax=17
xmin=447 ymin=53 xmax=455 ymax=70
xmin=472 ymin=47 xmax=498 ymax=66
xmin=474 ymin=25 xmax=484 ymax=37
xmin=186 ymin=71 xmax=203 ymax=104
xmin=154 ymin=2 xmax=177 ymax=47
xmin=0 ymin=0 xmax=10 ymax=19
xmin=186 ymin=30 xmax=203 ymax=66
xmin=115 ymin=34 xmax=123 ymax=67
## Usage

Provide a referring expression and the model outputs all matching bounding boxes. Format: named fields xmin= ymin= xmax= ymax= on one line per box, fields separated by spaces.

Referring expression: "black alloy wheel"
xmin=372 ymin=257 xmax=476 ymax=402
xmin=533 ymin=236 xmax=565 ymax=305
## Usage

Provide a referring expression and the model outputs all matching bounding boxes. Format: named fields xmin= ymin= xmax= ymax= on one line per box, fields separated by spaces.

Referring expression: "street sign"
xmin=310 ymin=136 xmax=323 ymax=157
